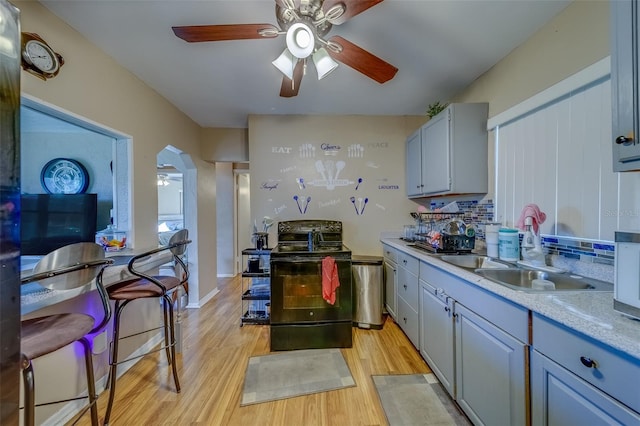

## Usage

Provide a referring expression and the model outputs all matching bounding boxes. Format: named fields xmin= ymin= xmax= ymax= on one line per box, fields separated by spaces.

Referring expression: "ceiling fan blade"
xmin=280 ymin=60 xmax=304 ymax=97
xmin=322 ymin=0 xmax=384 ymax=25
xmin=172 ymin=24 xmax=279 ymax=42
xmin=327 ymin=36 xmax=398 ymax=84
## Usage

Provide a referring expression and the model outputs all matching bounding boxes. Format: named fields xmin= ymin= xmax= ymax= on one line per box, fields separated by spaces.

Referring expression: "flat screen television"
xmin=20 ymin=193 xmax=98 ymax=255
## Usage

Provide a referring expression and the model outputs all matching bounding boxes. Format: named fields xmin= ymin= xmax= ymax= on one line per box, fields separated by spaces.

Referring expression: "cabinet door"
xmin=455 ymin=303 xmax=527 ymax=426
xmin=611 ymin=0 xmax=640 ymax=171
xmin=419 ymin=280 xmax=455 ymax=397
xmin=531 ymin=350 xmax=640 ymax=426
xmin=420 ymin=111 xmax=451 ymax=194
xmin=406 ymin=129 xmax=423 ymax=196
xmin=384 ymin=260 xmax=397 ymax=320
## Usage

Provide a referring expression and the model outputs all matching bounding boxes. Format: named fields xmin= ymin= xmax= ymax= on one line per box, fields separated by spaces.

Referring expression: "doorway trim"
xmin=21 ymin=94 xmax=133 ymax=244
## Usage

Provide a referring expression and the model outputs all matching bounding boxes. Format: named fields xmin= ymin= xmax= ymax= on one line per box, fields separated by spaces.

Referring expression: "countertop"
xmin=21 ymin=247 xmax=172 ymax=316
xmin=381 ymin=237 xmax=640 ymax=360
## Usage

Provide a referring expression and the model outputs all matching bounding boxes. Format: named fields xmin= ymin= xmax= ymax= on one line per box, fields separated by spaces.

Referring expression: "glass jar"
xmin=95 ymin=225 xmax=127 ymax=251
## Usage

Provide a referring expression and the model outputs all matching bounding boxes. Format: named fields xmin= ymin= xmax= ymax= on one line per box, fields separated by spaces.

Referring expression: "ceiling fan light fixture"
xmin=272 ymin=48 xmax=296 ymax=79
xmin=312 ymin=48 xmax=338 ymax=80
xmin=286 ymin=22 xmax=314 ymax=58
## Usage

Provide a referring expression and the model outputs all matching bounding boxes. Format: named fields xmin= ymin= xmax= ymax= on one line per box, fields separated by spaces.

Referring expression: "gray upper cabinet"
xmin=406 ymin=103 xmax=489 ymax=198
xmin=406 ymin=130 xmax=423 ymax=197
xmin=611 ymin=0 xmax=640 ymax=171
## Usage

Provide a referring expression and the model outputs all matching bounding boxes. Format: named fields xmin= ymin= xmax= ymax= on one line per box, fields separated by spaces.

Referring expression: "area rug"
xmin=373 ymin=374 xmax=471 ymax=426
xmin=240 ymin=348 xmax=355 ymax=406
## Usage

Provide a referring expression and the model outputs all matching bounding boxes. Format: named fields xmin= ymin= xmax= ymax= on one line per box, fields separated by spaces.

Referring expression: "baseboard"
xmin=186 ymin=287 xmax=219 ymax=309
xmin=42 ymin=332 xmax=164 ymax=426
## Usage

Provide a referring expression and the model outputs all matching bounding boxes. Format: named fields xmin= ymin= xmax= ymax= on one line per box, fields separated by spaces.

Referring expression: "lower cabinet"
xmin=383 ymin=258 xmax=397 ymax=320
xmin=419 ymin=261 xmax=528 ymax=426
xmin=455 ymin=303 xmax=527 ymax=426
xmin=531 ymin=350 xmax=640 ymax=425
xmin=396 ymin=252 xmax=420 ymax=347
xmin=382 ymin=243 xmax=398 ymax=320
xmin=419 ymin=279 xmax=455 ymax=396
xmin=531 ymin=313 xmax=640 ymax=424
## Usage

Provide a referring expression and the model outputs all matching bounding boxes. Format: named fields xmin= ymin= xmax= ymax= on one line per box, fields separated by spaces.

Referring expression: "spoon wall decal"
xmin=334 ymin=161 xmax=345 ymax=181
xmin=360 ymin=197 xmax=369 ymax=215
xmin=315 ymin=160 xmax=328 ymax=182
xmin=303 ymin=196 xmax=311 ymax=214
xmin=350 ymin=196 xmax=359 ymax=215
xmin=293 ymin=195 xmax=302 ymax=214
xmin=355 ymin=177 xmax=363 ymax=190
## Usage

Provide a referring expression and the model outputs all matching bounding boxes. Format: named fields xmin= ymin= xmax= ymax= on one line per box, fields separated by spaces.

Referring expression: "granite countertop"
xmin=21 ymin=247 xmax=172 ymax=316
xmin=381 ymin=237 xmax=640 ymax=360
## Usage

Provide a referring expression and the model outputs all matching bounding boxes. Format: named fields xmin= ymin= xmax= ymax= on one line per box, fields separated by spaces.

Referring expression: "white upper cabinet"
xmin=406 ymin=103 xmax=489 ymax=198
xmin=611 ymin=0 xmax=640 ymax=171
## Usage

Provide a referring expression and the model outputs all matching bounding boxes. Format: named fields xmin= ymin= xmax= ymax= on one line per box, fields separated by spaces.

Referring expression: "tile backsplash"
xmin=429 ymin=198 xmax=615 ymax=282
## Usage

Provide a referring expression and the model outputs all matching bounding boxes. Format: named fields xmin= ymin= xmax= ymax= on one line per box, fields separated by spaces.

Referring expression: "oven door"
xmin=270 ymin=256 xmax=352 ymax=324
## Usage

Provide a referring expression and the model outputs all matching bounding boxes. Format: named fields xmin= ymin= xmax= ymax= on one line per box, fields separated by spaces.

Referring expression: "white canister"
xmin=498 ymin=228 xmax=520 ymax=261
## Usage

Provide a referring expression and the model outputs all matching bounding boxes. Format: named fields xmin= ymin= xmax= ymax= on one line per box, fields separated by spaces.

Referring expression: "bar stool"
xmin=103 ymin=229 xmax=191 ymax=425
xmin=20 ymin=242 xmax=113 ymax=426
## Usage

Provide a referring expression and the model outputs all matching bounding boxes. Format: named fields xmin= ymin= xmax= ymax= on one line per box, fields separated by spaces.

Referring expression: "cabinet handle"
xmin=403 ymin=259 xmax=407 ymax=265
xmin=403 ymin=317 xmax=407 ymax=323
xmin=444 ymin=306 xmax=450 ymax=312
xmin=615 ymin=135 xmax=633 ymax=145
xmin=403 ymin=284 xmax=408 ymax=290
xmin=580 ymin=356 xmax=598 ymax=369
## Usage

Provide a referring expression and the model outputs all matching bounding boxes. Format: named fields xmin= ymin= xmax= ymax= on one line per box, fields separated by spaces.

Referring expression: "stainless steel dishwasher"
xmin=352 ymin=255 xmax=384 ymax=329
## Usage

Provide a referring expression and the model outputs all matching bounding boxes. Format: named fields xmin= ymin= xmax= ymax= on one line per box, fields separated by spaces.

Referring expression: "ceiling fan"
xmin=172 ymin=0 xmax=398 ymax=97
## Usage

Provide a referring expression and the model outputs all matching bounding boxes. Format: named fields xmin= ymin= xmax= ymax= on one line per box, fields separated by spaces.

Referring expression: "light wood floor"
xmin=75 ymin=275 xmax=432 ymax=425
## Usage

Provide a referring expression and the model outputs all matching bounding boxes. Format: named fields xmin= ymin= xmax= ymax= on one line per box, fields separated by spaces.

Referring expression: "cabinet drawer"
xmin=533 ymin=313 xmax=640 ymax=412
xmin=397 ymin=267 xmax=419 ymax=311
xmin=397 ymin=252 xmax=419 ymax=276
xmin=382 ymin=244 xmax=397 ymax=263
xmin=397 ymin=297 xmax=419 ymax=348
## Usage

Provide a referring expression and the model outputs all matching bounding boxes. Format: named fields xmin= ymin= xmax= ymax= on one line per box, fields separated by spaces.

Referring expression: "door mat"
xmin=373 ymin=374 xmax=471 ymax=425
xmin=240 ymin=348 xmax=355 ymax=406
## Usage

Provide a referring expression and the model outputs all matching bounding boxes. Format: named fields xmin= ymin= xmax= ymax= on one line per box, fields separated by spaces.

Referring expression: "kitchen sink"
xmin=474 ymin=268 xmax=613 ymax=292
xmin=439 ymin=255 xmax=513 ymax=270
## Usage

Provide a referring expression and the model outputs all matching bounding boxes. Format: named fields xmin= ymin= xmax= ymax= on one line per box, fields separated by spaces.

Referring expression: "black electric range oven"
xmin=269 ymin=220 xmax=352 ymax=351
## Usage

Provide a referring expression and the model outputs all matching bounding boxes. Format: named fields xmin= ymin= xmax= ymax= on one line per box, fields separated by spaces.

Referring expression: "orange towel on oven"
xmin=322 ymin=256 xmax=340 ymax=305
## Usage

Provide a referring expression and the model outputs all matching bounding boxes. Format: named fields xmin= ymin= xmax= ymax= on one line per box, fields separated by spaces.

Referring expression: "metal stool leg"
xmin=162 ymin=298 xmax=172 ymax=363
xmin=79 ymin=337 xmax=99 ymax=426
xmin=104 ymin=300 xmax=125 ymax=426
xmin=21 ymin=356 xmax=35 ymax=426
xmin=163 ymin=294 xmax=181 ymax=393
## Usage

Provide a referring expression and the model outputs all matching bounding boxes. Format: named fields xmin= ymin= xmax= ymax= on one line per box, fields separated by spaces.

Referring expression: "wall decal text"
xmin=272 ymin=146 xmax=293 ymax=154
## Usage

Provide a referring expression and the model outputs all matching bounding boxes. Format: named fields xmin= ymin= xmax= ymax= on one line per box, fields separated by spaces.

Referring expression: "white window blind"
xmin=489 ymin=57 xmax=640 ymax=241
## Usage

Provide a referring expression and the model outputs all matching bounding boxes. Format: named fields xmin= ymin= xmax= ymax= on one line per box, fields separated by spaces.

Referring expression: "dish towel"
xmin=322 ymin=256 xmax=340 ymax=305
xmin=516 ymin=203 xmax=547 ymax=233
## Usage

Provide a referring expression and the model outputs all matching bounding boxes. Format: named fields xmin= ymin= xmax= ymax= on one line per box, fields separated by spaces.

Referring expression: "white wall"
xmin=248 ymin=115 xmax=425 ymax=255
xmin=15 ymin=2 xmax=218 ymax=423
xmin=216 ymin=162 xmax=235 ymax=276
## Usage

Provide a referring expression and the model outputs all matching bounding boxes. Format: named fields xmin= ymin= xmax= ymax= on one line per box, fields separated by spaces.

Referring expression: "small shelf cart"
xmin=241 ymin=248 xmax=271 ymax=326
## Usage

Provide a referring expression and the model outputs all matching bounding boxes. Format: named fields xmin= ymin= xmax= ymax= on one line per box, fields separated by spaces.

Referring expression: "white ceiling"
xmin=39 ymin=0 xmax=572 ymax=129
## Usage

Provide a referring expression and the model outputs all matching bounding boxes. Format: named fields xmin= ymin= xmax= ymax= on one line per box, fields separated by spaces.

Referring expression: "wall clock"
xmin=21 ymin=32 xmax=64 ymax=80
xmin=40 ymin=158 xmax=90 ymax=194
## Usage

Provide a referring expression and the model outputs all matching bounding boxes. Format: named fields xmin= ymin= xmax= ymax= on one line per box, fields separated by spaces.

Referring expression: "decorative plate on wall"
xmin=40 ymin=158 xmax=90 ymax=194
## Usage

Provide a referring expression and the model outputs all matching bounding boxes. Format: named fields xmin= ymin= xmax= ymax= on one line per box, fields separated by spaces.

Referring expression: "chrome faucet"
xmin=521 ymin=216 xmax=546 ymax=266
